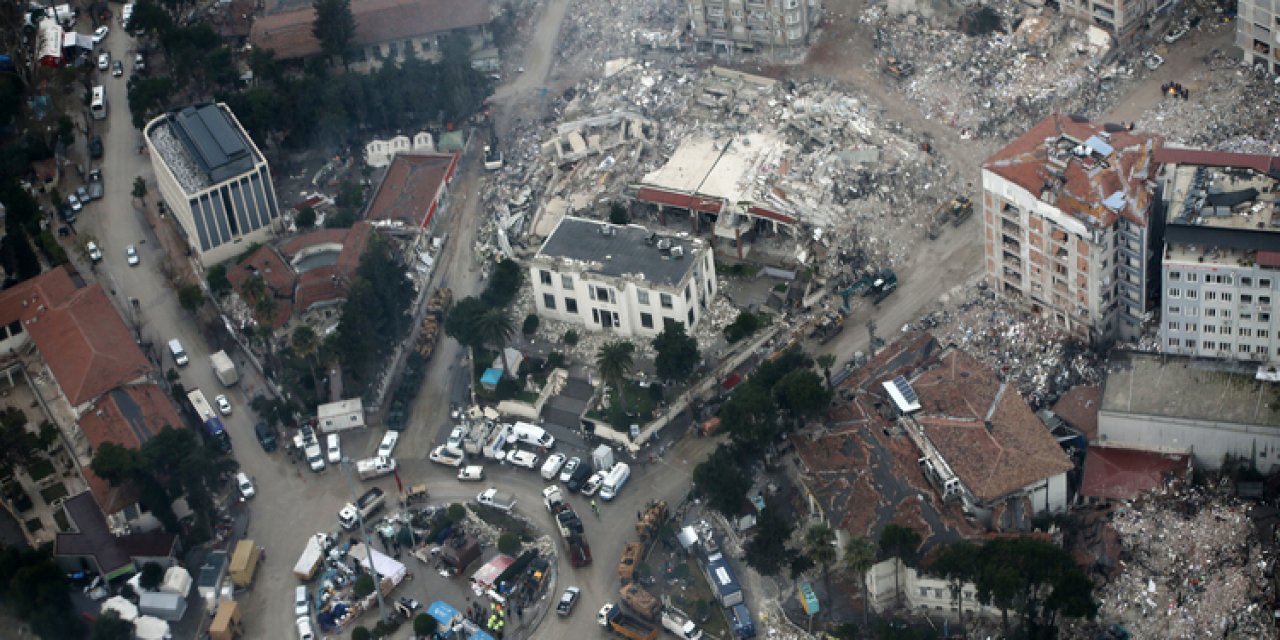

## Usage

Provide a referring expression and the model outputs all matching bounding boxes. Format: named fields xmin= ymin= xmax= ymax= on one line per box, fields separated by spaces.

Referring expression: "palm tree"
xmin=816 ymin=353 xmax=836 ymax=390
xmin=804 ymin=523 xmax=838 ymax=600
xmin=292 ymin=326 xmax=321 ymax=397
xmin=842 ymin=536 xmax=876 ymax=627
xmin=879 ymin=524 xmax=922 ymax=608
xmin=595 ymin=340 xmax=636 ymax=410
xmin=475 ymin=307 xmax=515 ymax=375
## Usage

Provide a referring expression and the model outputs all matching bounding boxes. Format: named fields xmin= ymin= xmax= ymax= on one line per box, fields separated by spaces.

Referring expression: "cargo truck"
xmin=293 ymin=534 xmax=325 ymax=580
xmin=543 ymin=486 xmax=592 ymax=566
xmin=228 ymin=539 xmax=262 ymax=588
xmin=600 ymin=603 xmax=658 ymax=640
xmin=338 ymin=487 xmax=386 ymax=529
xmin=211 ymin=350 xmax=239 ymax=386
xmin=356 ymin=456 xmax=397 ymax=480
xmin=475 ymin=488 xmax=516 ymax=512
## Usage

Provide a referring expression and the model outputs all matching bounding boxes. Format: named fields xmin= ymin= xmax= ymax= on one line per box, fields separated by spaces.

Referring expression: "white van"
xmin=510 ymin=422 xmax=555 ymax=449
xmin=168 ymin=339 xmax=189 ymax=367
xmin=598 ymin=462 xmax=630 ymax=501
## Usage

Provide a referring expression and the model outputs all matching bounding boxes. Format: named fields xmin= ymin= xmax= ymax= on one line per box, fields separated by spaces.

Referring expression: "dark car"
xmin=89 ymin=136 xmax=103 ymax=159
xmin=254 ymin=422 xmax=277 ymax=452
xmin=565 ymin=463 xmax=593 ymax=493
xmin=58 ymin=204 xmax=76 ymax=224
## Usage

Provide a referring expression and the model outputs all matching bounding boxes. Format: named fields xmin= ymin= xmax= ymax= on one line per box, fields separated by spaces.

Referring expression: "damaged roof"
xmin=1081 ymin=445 xmax=1191 ymax=501
xmin=79 ymin=384 xmax=183 ymax=515
xmin=364 ymin=153 xmax=456 ymax=228
xmin=535 ymin=216 xmax=706 ymax=288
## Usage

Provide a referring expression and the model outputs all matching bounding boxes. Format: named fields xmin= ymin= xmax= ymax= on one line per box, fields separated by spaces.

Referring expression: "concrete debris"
xmin=1134 ymin=53 xmax=1280 ymax=155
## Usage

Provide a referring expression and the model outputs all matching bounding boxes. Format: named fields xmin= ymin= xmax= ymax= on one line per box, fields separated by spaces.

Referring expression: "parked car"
xmin=507 ymin=450 xmax=538 ymax=469
xmin=255 ymin=422 xmax=277 ymax=452
xmin=111 ymin=60 xmax=123 ymax=77
xmin=92 ymin=26 xmax=109 ymax=45
xmin=1163 ymin=26 xmax=1188 ymax=43
xmin=75 ymin=185 xmax=89 ymax=203
xmin=326 ymin=434 xmax=341 ymax=464
xmin=294 ymin=585 xmax=309 ymax=617
xmin=558 ymin=457 xmax=581 ymax=483
xmin=457 ymin=465 xmax=485 ymax=481
xmin=97 ymin=52 xmax=109 ymax=71
xmin=133 ymin=52 xmax=145 ymax=72
xmin=296 ymin=616 xmax=315 ymax=640
xmin=446 ymin=425 xmax=466 ymax=450
xmin=377 ymin=431 xmax=399 ymax=458
xmin=582 ymin=471 xmax=605 ymax=496
xmin=215 ymin=394 xmax=231 ymax=415
xmin=89 ymin=136 xmax=103 ymax=159
xmin=1144 ymin=53 xmax=1165 ymax=70
xmin=556 ymin=586 xmax=580 ymax=616
xmin=235 ymin=472 xmax=255 ymax=499
xmin=430 ymin=445 xmax=464 ymax=467
xmin=541 ymin=453 xmax=567 ymax=480
xmin=59 ymin=204 xmax=76 ymax=223
xmin=67 ymin=194 xmax=82 ymax=212
xmin=126 ymin=245 xmax=140 ymax=266
xmin=86 ymin=241 xmax=103 ymax=262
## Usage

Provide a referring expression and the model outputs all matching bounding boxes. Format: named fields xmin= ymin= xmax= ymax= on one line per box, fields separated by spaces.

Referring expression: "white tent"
xmin=349 ymin=543 xmax=407 ymax=585
xmin=162 ymin=566 xmax=193 ymax=595
xmin=132 ymin=615 xmax=170 ymax=640
xmin=101 ymin=595 xmax=139 ymax=622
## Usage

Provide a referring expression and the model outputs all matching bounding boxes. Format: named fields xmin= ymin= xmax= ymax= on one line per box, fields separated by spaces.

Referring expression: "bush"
xmin=522 ymin=314 xmax=539 ymax=336
xmin=350 ymin=627 xmax=371 ymax=640
xmin=497 ymin=532 xmax=520 ymax=555
xmin=724 ymin=310 xmax=762 ymax=343
xmin=494 ymin=376 xmax=520 ymax=400
xmin=206 ymin=264 xmax=231 ymax=295
xmin=609 ymin=201 xmax=629 ymax=225
xmin=352 ymin=574 xmax=375 ymax=598
xmin=295 ymin=206 xmax=317 ymax=228
xmin=447 ymin=503 xmax=467 ymax=523
xmin=547 ymin=352 xmax=567 ymax=369
xmin=139 ymin=562 xmax=164 ymax=591
xmin=563 ymin=330 xmax=579 ymax=346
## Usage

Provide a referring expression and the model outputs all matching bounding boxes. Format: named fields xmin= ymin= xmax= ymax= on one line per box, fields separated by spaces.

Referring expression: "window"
xmin=1239 ymin=344 xmax=1251 ymax=353
xmin=1262 ymin=278 xmax=1273 ymax=288
xmin=1222 ymin=293 xmax=1233 ymax=302
xmin=919 ymin=588 xmax=930 ymax=597
xmin=1186 ymin=340 xmax=1196 ymax=349
xmin=660 ymin=293 xmax=674 ymax=309
xmin=1168 ymin=306 xmax=1181 ymax=315
xmin=1242 ymin=313 xmax=1253 ymax=321
xmin=1169 ymin=271 xmax=1182 ymax=281
xmin=1262 ymin=313 xmax=1272 ymax=322
xmin=1167 ymin=322 xmax=1179 ymax=331
xmin=1220 ymin=342 xmax=1232 ymax=351
xmin=1262 ymin=296 xmax=1273 ymax=305
xmin=1240 ymin=327 xmax=1253 ymax=337
xmin=1205 ymin=291 xmax=1217 ymax=301
xmin=1186 ymin=323 xmax=1197 ymax=332
xmin=1243 ymin=294 xmax=1254 ymax=303
xmin=1206 ymin=308 xmax=1217 ymax=318
xmin=594 ymin=286 xmax=614 ymax=303
xmin=1186 ymin=290 xmax=1198 ymax=299
xmin=1242 ymin=277 xmax=1254 ymax=286
xmin=640 ymin=313 xmax=654 ymax=329
xmin=1186 ymin=307 xmax=1198 ymax=317
xmin=1222 ymin=326 xmax=1233 ymax=335
xmin=687 ymin=308 xmax=695 ymax=325
xmin=565 ymin=298 xmax=578 ymax=314
xmin=561 ymin=274 xmax=574 ymax=289
xmin=1258 ymin=345 xmax=1269 ymax=354
xmin=1169 ymin=338 xmax=1181 ymax=347
xmin=1205 ymin=325 xmax=1217 ymax=334
xmin=1260 ymin=329 xmax=1271 ymax=339
xmin=637 ymin=289 xmax=650 ymax=305
xmin=1223 ymin=309 xmax=1232 ymax=318
xmin=1187 ymin=273 xmax=1199 ymax=283
xmin=684 ymin=284 xmax=692 ymax=301
xmin=1168 ymin=288 xmax=1181 ymax=298
xmin=543 ymin=294 xmax=556 ymax=310
xmin=540 ymin=270 xmax=553 ymax=285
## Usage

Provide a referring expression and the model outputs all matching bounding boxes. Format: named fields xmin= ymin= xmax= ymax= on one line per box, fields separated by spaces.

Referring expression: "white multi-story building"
xmin=1156 ymin=148 xmax=1280 ymax=363
xmin=1238 ymin=0 xmax=1279 ymax=75
xmin=144 ymin=103 xmax=281 ymax=266
xmin=530 ymin=217 xmax=717 ymax=338
xmin=982 ymin=115 xmax=1162 ymax=345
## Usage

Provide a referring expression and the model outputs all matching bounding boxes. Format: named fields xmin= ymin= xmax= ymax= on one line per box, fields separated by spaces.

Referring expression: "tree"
xmin=842 ymin=536 xmax=876 ymax=627
xmin=295 ymin=206 xmax=317 ymax=228
xmin=0 ymin=408 xmax=39 ymax=476
xmin=139 ymin=562 xmax=165 ymax=591
xmin=206 ymin=264 xmax=231 ymax=295
xmin=772 ymin=369 xmax=831 ymax=426
xmin=177 ymin=283 xmax=204 ymax=312
xmin=476 ymin=307 xmax=515 ymax=375
xmin=90 ymin=442 xmax=141 ymax=486
xmin=879 ymin=524 xmax=922 ymax=606
xmin=312 ymin=0 xmax=356 ymax=62
xmin=522 ymin=313 xmax=539 ymax=336
xmin=596 ymin=340 xmax=636 ymax=411
xmin=652 ymin=320 xmax=700 ymax=383
xmin=482 ymin=258 xmax=523 ymax=307
xmin=804 ymin=523 xmax=838 ymax=598
xmin=724 ymin=310 xmax=762 ymax=343
xmin=816 ymin=354 xmax=836 ymax=390
xmin=497 ymin=532 xmax=520 ymax=555
xmin=562 ymin=329 xmax=579 ymax=346
xmin=447 ymin=503 xmax=467 ymax=523
xmin=691 ymin=444 xmax=751 ymax=516
xmin=718 ymin=383 xmax=778 ymax=453
xmin=0 ymin=545 xmax=87 ymax=639
xmin=414 ymin=613 xmax=440 ymax=637
xmin=609 ymin=201 xmax=629 ymax=225
xmin=92 ymin=610 xmax=134 ymax=640
xmin=931 ymin=540 xmax=979 ymax=619
xmin=352 ymin=574 xmax=375 ymax=598
xmin=444 ymin=296 xmax=489 ymax=350
xmin=970 ymin=537 xmax=1097 ymax=637
xmin=744 ymin=500 xmax=795 ymax=577
xmin=351 ymin=626 xmax=372 ymax=640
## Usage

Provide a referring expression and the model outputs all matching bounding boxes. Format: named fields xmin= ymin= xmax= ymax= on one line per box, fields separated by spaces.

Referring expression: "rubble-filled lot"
xmin=1135 ymin=55 xmax=1280 ymax=156
xmin=1066 ymin=491 xmax=1277 ymax=640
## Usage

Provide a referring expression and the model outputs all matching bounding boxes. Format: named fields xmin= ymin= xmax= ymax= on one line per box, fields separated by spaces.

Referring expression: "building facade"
xmin=1156 ymin=148 xmax=1280 ymax=363
xmin=982 ymin=115 xmax=1162 ymax=345
xmin=688 ymin=0 xmax=821 ymax=54
xmin=1239 ymin=0 xmax=1280 ymax=75
xmin=1059 ymin=0 xmax=1155 ymax=42
xmin=145 ymin=103 xmax=281 ymax=266
xmin=530 ymin=217 xmax=717 ymax=338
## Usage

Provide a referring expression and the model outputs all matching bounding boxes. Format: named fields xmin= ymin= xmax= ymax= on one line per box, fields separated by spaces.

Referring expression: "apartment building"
xmin=688 ymin=0 xmax=821 ymax=54
xmin=1238 ymin=0 xmax=1280 ymax=75
xmin=982 ymin=115 xmax=1162 ymax=345
xmin=1156 ymin=148 xmax=1280 ymax=363
xmin=530 ymin=217 xmax=717 ymax=338
xmin=1059 ymin=0 xmax=1156 ymax=42
xmin=144 ymin=103 xmax=281 ymax=266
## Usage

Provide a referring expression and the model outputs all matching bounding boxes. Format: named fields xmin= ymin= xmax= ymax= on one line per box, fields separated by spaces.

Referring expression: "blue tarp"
xmin=429 ymin=600 xmax=460 ymax=627
xmin=480 ymin=368 xmax=503 ymax=390
xmin=469 ymin=631 xmax=496 ymax=640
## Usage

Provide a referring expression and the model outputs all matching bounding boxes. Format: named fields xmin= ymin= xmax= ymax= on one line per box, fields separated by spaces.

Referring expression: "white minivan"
xmin=511 ymin=421 xmax=555 ymax=449
xmin=598 ymin=462 xmax=631 ymax=501
xmin=168 ymin=339 xmax=188 ymax=367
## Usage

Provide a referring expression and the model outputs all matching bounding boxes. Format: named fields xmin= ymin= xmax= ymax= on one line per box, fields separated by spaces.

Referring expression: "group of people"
xmin=1162 ymin=82 xmax=1191 ymax=100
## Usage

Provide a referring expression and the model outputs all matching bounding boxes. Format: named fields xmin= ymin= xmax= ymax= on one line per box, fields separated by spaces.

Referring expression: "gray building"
xmin=1099 ymin=351 xmax=1280 ymax=471
xmin=688 ymin=0 xmax=821 ymax=55
xmin=144 ymin=103 xmax=281 ymax=266
xmin=1238 ymin=0 xmax=1279 ymax=75
xmin=1059 ymin=0 xmax=1156 ymax=43
xmin=1156 ymin=148 xmax=1280 ymax=364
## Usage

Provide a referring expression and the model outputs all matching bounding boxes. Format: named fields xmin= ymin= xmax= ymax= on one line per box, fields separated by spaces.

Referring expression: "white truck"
xmin=475 ymin=488 xmax=517 ymax=512
xmin=338 ymin=487 xmax=386 ymax=530
xmin=294 ymin=428 xmax=326 ymax=472
xmin=356 ymin=456 xmax=397 ymax=480
xmin=211 ymin=350 xmax=238 ymax=386
xmin=661 ymin=607 xmax=704 ymax=640
xmin=293 ymin=534 xmax=326 ymax=580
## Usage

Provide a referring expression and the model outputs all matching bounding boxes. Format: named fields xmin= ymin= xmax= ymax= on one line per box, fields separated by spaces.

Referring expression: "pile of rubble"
xmin=553 ymin=0 xmax=683 ymax=72
xmin=1136 ymin=58 xmax=1280 ymax=155
xmin=1083 ymin=491 xmax=1277 ymax=640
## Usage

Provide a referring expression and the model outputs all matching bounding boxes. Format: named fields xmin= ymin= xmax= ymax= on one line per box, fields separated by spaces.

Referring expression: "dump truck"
xmin=208 ymin=600 xmax=243 ymax=640
xmin=635 ymin=500 xmax=669 ymax=541
xmin=228 ymin=539 xmax=262 ymax=589
xmin=356 ymin=456 xmax=397 ymax=480
xmin=211 ymin=350 xmax=238 ymax=386
xmin=603 ymin=604 xmax=658 ymax=640
xmin=620 ymin=583 xmax=662 ymax=620
xmin=618 ymin=541 xmax=643 ymax=584
xmin=338 ymin=487 xmax=386 ymax=529
xmin=293 ymin=534 xmax=325 ymax=581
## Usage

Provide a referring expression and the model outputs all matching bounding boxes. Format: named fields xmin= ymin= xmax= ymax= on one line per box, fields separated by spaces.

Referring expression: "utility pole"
xmin=340 ymin=457 xmax=388 ymax=623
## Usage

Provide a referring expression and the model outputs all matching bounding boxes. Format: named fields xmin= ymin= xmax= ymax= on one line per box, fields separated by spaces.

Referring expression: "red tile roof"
xmin=228 ymin=245 xmax=297 ymax=297
xmin=1258 ymin=251 xmax=1280 ymax=268
xmin=295 ymin=265 xmax=346 ymax=313
xmin=79 ymin=384 xmax=182 ymax=514
xmin=0 ymin=268 xmax=152 ymax=406
xmin=1152 ymin=148 xmax=1280 ymax=174
xmin=1051 ymin=385 xmax=1101 ymax=441
xmin=365 ymin=154 xmax=457 ymax=228
xmin=250 ymin=0 xmax=491 ymax=61
xmin=983 ymin=114 xmax=1161 ymax=227
xmin=278 ymin=229 xmax=349 ymax=258
xmin=336 ymin=222 xmax=373 ymax=278
xmin=634 ymin=187 xmax=724 ymax=214
xmin=1081 ymin=445 xmax=1191 ymax=501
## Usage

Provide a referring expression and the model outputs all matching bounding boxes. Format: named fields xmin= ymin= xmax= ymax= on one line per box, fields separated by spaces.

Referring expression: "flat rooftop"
xmin=1100 ymin=351 xmax=1280 ymax=428
xmin=535 ymin=217 xmax=705 ymax=289
xmin=148 ymin=104 xmax=261 ymax=193
xmin=1159 ymin=149 xmax=1280 ymax=265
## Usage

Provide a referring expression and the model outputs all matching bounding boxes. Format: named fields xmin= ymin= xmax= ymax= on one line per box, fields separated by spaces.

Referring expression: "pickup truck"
xmin=338 ymin=487 xmax=386 ymax=530
xmin=475 ymin=488 xmax=516 ymax=512
xmin=356 ymin=456 xmax=396 ymax=480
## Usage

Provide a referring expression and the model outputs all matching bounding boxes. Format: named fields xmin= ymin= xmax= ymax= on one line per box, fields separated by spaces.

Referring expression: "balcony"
xmin=1001 ymin=219 xmax=1021 ymax=235
xmin=1003 ymin=251 xmax=1022 ymax=269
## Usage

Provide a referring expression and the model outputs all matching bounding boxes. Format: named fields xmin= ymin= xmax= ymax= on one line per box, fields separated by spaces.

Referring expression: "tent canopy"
xmin=101 ymin=595 xmax=138 ymax=621
xmin=132 ymin=615 xmax=169 ymax=640
xmin=349 ymin=543 xmax=407 ymax=585
xmin=162 ymin=566 xmax=193 ymax=595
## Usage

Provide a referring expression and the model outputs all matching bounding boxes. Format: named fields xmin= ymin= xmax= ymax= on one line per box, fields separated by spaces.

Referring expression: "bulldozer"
xmin=948 ymin=195 xmax=974 ymax=226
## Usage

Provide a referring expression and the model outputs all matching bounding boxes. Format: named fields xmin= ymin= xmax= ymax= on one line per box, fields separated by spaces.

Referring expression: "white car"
xmin=582 ymin=471 xmax=605 ymax=496
xmin=597 ymin=603 xmax=616 ymax=626
xmin=540 ymin=453 xmax=566 ymax=480
xmin=377 ymin=431 xmax=399 ymax=458
xmin=326 ymin=434 xmax=341 ymax=464
xmin=294 ymin=586 xmax=309 ymax=617
xmin=92 ymin=26 xmax=110 ymax=45
xmin=215 ymin=394 xmax=231 ymax=416
xmin=1144 ymin=53 xmax=1164 ymax=70
xmin=296 ymin=616 xmax=315 ymax=640
xmin=126 ymin=245 xmax=140 ymax=266
xmin=507 ymin=450 xmax=539 ymax=469
xmin=235 ymin=472 xmax=255 ymax=499
xmin=457 ymin=465 xmax=485 ymax=481
xmin=1163 ymin=26 xmax=1188 ymax=43
xmin=68 ymin=194 xmax=82 ymax=212
xmin=430 ymin=445 xmax=465 ymax=467
xmin=97 ymin=52 xmax=110 ymax=71
xmin=446 ymin=425 xmax=466 ymax=450
xmin=86 ymin=242 xmax=103 ymax=262
xmin=558 ymin=456 xmax=581 ymax=483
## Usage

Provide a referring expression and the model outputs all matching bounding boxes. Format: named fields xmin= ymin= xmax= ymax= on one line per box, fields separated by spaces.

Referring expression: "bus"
xmin=187 ymin=389 xmax=231 ymax=452
xmin=90 ymin=85 xmax=107 ymax=120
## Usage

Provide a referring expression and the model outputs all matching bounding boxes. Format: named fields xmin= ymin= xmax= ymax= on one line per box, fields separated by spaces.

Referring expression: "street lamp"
xmin=340 ymin=457 xmax=389 ymax=623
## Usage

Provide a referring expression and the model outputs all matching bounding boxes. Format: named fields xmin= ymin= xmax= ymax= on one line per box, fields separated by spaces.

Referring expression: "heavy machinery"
xmin=810 ymin=310 xmax=845 ymax=344
xmin=618 ymin=541 xmax=643 ymax=584
xmin=948 ymin=195 xmax=974 ymax=226
xmin=635 ymin=500 xmax=668 ymax=542
xmin=416 ymin=287 xmax=452 ymax=359
xmin=882 ymin=55 xmax=914 ymax=79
